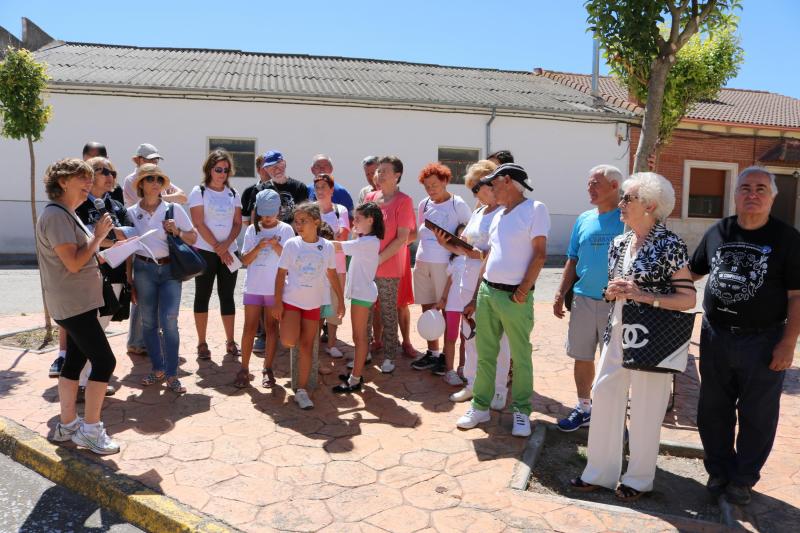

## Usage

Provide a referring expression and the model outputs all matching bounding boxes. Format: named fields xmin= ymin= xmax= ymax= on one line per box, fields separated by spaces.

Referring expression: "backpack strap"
xmin=200 ymin=185 xmax=205 ymax=197
xmin=164 ymin=202 xmax=174 ymax=220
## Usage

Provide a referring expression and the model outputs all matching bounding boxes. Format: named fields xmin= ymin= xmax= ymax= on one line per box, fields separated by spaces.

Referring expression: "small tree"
xmin=0 ymin=46 xmax=54 ymax=335
xmin=586 ymin=0 xmax=742 ymax=172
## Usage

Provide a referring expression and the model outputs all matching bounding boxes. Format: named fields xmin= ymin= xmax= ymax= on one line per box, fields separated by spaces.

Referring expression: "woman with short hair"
xmin=37 ymin=158 xmax=119 ymax=455
xmin=571 ymin=172 xmax=696 ymax=502
xmin=189 ymin=149 xmax=243 ymax=360
xmin=128 ymin=164 xmax=197 ymax=394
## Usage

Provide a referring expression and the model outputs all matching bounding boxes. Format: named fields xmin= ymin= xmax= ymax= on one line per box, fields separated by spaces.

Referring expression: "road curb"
xmin=0 ymin=416 xmax=241 ymax=533
xmin=509 ymin=421 xmax=546 ymax=490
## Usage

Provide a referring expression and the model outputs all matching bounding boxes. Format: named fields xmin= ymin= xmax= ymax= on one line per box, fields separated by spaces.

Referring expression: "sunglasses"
xmin=213 ymin=166 xmax=231 ymax=174
xmin=94 ymin=167 xmax=117 ymax=178
xmin=620 ymin=194 xmax=640 ymax=205
xmin=143 ymin=175 xmax=166 ymax=185
xmin=471 ymin=182 xmax=486 ymax=194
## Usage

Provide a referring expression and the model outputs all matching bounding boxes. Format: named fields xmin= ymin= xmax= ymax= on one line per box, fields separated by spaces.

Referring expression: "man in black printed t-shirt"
xmin=690 ymin=166 xmax=800 ymax=505
xmin=261 ymin=150 xmax=308 ymax=223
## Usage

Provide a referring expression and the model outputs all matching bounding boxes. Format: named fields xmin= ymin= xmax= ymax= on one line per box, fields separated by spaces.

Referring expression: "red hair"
xmin=417 ymin=162 xmax=452 ymax=184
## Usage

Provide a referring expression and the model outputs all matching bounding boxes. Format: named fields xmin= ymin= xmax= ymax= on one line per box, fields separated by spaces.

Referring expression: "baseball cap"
xmin=480 ymin=163 xmax=533 ymax=191
xmin=135 ymin=143 xmax=163 ymax=160
xmin=255 ymin=189 xmax=281 ymax=217
xmin=261 ymin=151 xmax=284 ymax=168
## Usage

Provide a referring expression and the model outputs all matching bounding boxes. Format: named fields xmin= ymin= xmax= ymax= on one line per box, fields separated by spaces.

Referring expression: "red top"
xmin=366 ymin=190 xmax=415 ymax=278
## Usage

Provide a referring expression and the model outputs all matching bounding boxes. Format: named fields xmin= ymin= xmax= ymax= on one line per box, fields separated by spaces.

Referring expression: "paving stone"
xmin=326 ymin=484 xmax=404 ymax=522
xmin=209 ymin=475 xmax=292 ymax=506
xmin=402 ymin=474 xmax=463 ymax=511
xmin=211 ymin=433 xmax=262 ymax=463
xmin=323 ymin=460 xmax=377 ymax=487
xmin=365 ymin=505 xmax=431 ymax=533
xmin=262 ymin=444 xmax=331 ymax=467
xmin=258 ymin=498 xmax=333 ymax=532
xmin=202 ymin=496 xmax=258 ymax=526
xmin=236 ymin=460 xmax=276 ymax=480
xmin=361 ymin=449 xmax=403 ymax=471
xmin=400 ymin=449 xmax=448 ymax=470
xmin=120 ymin=437 xmax=170 ymax=461
xmin=543 ymin=506 xmax=607 ymax=533
xmin=493 ymin=506 xmax=552 ymax=531
xmin=275 ymin=464 xmax=326 ymax=486
xmin=168 ymin=440 xmax=213 ymax=461
xmin=379 ymin=465 xmax=439 ymax=489
xmin=173 ymin=458 xmax=238 ymax=487
xmin=430 ymin=506 xmax=506 ymax=533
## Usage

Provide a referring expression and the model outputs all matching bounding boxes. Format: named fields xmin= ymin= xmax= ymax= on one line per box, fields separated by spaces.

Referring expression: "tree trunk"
xmin=633 ymin=57 xmax=672 ymax=173
xmin=28 ymin=136 xmax=52 ymax=341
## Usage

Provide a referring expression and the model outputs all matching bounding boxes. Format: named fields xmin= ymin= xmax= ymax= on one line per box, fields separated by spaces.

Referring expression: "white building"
xmin=0 ymin=19 xmax=634 ymax=257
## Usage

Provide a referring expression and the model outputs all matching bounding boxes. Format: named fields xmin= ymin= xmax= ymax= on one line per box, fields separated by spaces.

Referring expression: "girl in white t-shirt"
xmin=330 ymin=202 xmax=384 ymax=393
xmin=273 ymin=202 xmax=344 ymax=410
xmin=235 ymin=189 xmax=295 ymax=389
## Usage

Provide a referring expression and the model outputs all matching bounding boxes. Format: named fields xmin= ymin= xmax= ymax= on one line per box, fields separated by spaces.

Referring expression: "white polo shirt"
xmin=128 ymin=201 xmax=194 ymax=259
xmin=485 ymin=198 xmax=550 ymax=285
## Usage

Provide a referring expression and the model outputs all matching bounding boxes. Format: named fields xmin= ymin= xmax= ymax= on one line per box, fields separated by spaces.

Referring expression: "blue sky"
xmin=1 ymin=0 xmax=797 ymax=98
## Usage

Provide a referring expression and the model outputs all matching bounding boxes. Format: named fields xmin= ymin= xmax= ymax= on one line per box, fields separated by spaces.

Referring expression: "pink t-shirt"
xmin=366 ymin=190 xmax=415 ymax=279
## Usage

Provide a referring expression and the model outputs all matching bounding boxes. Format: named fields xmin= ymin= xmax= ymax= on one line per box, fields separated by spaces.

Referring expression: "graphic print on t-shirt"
xmin=708 ymin=241 xmax=770 ymax=312
xmin=294 ymin=248 xmax=325 ymax=288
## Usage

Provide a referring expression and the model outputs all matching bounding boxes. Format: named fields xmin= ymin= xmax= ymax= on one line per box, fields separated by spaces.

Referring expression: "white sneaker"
xmin=380 ymin=359 xmax=395 ymax=373
xmin=511 ymin=408 xmax=531 ymax=437
xmin=71 ymin=422 xmax=120 ymax=455
xmin=456 ymin=407 xmax=491 ymax=429
xmin=327 ymin=346 xmax=344 ymax=359
xmin=294 ymin=389 xmax=314 ymax=410
xmin=347 ymin=353 xmax=371 ymax=369
xmin=51 ymin=417 xmax=82 ymax=442
xmin=490 ymin=391 xmax=507 ymax=411
xmin=449 ymin=388 xmax=473 ymax=403
xmin=443 ymin=370 xmax=462 ymax=386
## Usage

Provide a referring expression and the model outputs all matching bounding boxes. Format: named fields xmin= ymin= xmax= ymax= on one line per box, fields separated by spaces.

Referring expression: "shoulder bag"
xmin=164 ymin=203 xmax=207 ymax=281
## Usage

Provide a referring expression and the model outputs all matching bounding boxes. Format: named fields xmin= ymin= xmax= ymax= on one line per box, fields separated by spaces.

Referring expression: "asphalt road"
xmin=0 ymin=453 xmax=142 ymax=533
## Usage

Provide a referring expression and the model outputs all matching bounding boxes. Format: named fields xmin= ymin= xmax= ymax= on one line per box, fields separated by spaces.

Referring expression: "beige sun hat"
xmin=133 ymin=163 xmax=171 ymax=196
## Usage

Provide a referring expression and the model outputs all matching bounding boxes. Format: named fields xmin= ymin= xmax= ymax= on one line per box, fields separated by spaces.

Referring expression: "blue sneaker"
xmin=557 ymin=407 xmax=591 ymax=432
xmin=253 ymin=336 xmax=266 ymax=354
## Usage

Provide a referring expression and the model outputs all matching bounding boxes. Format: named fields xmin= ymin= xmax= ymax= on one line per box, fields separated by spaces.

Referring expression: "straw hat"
xmin=133 ymin=163 xmax=171 ymax=196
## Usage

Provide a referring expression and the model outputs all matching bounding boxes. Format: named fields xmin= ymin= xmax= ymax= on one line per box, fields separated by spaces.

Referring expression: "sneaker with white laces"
xmin=490 ymin=391 xmax=507 ymax=411
xmin=411 ymin=351 xmax=438 ymax=370
xmin=443 ymin=370 xmax=462 ymax=386
xmin=380 ymin=359 xmax=395 ymax=373
xmin=48 ymin=356 xmax=64 ymax=378
xmin=327 ymin=346 xmax=344 ymax=359
xmin=294 ymin=389 xmax=314 ymax=410
xmin=557 ymin=406 xmax=591 ymax=432
xmin=51 ymin=417 xmax=82 ymax=442
xmin=511 ymin=408 xmax=531 ymax=437
xmin=71 ymin=422 xmax=120 ymax=455
xmin=450 ymin=388 xmax=473 ymax=402
xmin=347 ymin=353 xmax=372 ymax=369
xmin=456 ymin=406 xmax=491 ymax=429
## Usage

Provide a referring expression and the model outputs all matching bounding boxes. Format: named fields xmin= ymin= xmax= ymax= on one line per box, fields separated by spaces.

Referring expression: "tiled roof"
xmin=31 ymin=42 xmax=634 ymax=119
xmin=536 ymin=70 xmax=800 ymax=129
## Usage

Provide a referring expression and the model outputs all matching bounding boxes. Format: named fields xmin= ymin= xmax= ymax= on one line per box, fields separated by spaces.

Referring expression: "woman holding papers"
xmin=127 ymin=164 xmax=197 ymax=394
xmin=188 ymin=149 xmax=243 ymax=361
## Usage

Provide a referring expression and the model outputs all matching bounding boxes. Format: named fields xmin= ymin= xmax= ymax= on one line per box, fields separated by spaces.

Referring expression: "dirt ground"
xmin=528 ymin=427 xmax=722 ymax=524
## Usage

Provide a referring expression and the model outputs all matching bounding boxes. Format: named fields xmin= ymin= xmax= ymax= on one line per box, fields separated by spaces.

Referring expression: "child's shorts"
xmin=284 ymin=302 xmax=321 ymax=321
xmin=243 ymin=293 xmax=275 ymax=307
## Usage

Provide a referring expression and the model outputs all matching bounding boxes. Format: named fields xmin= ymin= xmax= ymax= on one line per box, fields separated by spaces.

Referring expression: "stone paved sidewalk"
xmin=1 ymin=304 xmax=798 ymax=532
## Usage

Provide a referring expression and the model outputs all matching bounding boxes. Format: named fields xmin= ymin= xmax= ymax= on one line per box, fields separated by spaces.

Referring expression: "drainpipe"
xmin=486 ymin=107 xmax=497 ymax=156
xmin=591 ymin=38 xmax=603 ymax=107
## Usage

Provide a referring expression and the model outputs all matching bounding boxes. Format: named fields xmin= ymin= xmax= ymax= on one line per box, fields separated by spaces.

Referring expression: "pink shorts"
xmin=445 ymin=311 xmax=461 ymax=342
xmin=243 ymin=293 xmax=275 ymax=307
xmin=284 ymin=302 xmax=321 ymax=321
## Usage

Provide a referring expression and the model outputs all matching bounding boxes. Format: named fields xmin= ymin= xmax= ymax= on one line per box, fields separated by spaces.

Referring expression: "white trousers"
xmin=463 ymin=333 xmax=510 ymax=396
xmin=580 ymin=333 xmax=672 ymax=492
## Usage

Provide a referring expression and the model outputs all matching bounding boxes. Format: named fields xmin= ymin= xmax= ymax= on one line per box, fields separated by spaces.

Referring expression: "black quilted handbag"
xmin=620 ymin=280 xmax=697 ymax=373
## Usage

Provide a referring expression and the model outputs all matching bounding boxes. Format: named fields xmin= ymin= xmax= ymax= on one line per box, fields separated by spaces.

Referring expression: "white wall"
xmin=0 ymin=92 xmax=630 ymax=255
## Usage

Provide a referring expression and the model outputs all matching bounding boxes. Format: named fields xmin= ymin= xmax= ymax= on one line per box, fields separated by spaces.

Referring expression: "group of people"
xmin=36 ymin=141 xmax=798 ymax=509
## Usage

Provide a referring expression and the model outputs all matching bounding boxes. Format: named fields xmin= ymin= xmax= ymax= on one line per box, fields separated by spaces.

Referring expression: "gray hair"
xmin=622 ymin=172 xmax=675 ymax=222
xmin=312 ymin=154 xmax=333 ymax=166
xmin=362 ymin=155 xmax=379 ymax=166
xmin=511 ymin=179 xmax=526 ymax=195
xmin=589 ymin=164 xmax=623 ymax=186
xmin=736 ymin=166 xmax=778 ymax=197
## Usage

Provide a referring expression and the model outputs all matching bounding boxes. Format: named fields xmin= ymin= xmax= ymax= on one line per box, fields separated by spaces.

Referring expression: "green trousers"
xmin=472 ymin=282 xmax=534 ymax=414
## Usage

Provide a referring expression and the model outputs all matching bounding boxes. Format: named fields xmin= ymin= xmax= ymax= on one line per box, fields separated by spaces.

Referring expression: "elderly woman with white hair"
xmin=571 ymin=172 xmax=696 ymax=502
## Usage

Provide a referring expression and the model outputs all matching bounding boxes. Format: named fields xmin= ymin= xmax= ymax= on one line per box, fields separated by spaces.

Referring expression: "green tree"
xmin=586 ymin=0 xmax=742 ymax=172
xmin=0 ymin=46 xmax=54 ymax=336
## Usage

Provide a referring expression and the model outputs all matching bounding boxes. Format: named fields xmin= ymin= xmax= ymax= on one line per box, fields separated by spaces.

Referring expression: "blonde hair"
xmin=464 ymin=159 xmax=497 ymax=190
xmin=44 ymin=158 xmax=93 ymax=200
xmin=85 ymin=156 xmax=117 ymax=175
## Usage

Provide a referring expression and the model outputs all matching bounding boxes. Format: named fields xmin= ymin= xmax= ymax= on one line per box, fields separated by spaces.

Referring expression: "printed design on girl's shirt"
xmin=206 ymin=192 xmax=234 ymax=219
xmin=293 ymin=249 xmax=325 ymax=288
xmin=707 ymin=242 xmax=770 ymax=310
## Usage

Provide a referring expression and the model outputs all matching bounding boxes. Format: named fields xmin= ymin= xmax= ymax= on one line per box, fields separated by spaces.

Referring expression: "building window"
xmin=687 ymin=167 xmax=726 ymax=218
xmin=208 ymin=138 xmax=256 ymax=178
xmin=438 ymin=147 xmax=479 ymax=185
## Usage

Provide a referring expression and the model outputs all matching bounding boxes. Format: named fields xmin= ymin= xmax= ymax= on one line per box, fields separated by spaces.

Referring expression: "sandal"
xmin=197 ymin=343 xmax=211 ymax=360
xmin=401 ymin=343 xmax=417 ymax=358
xmin=234 ymin=368 xmax=251 ymax=388
xmin=166 ymin=377 xmax=186 ymax=394
xmin=141 ymin=372 xmax=165 ymax=386
xmin=570 ymin=477 xmax=599 ymax=492
xmin=226 ymin=340 xmax=240 ymax=357
xmin=615 ymin=484 xmax=646 ymax=502
xmin=261 ymin=368 xmax=276 ymax=388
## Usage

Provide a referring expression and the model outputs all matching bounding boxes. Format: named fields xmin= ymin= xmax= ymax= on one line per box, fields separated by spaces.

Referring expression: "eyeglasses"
xmin=94 ymin=167 xmax=117 ymax=178
xmin=620 ymin=194 xmax=640 ymax=205
xmin=213 ymin=166 xmax=231 ymax=174
xmin=143 ymin=175 xmax=166 ymax=185
xmin=470 ymin=182 xmax=485 ymax=194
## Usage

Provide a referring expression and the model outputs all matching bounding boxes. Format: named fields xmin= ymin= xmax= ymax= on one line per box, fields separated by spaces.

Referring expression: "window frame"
xmin=681 ymin=160 xmax=739 ymax=220
xmin=206 ymin=136 xmax=258 ymax=179
xmin=437 ymin=146 xmax=481 ymax=186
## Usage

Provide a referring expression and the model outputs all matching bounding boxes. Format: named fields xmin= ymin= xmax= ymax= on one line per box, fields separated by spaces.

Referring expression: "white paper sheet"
xmin=98 ymin=230 xmax=158 ymax=268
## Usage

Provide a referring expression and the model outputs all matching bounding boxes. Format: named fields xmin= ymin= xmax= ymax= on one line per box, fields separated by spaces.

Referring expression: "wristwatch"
xmin=652 ymin=296 xmax=661 ymax=308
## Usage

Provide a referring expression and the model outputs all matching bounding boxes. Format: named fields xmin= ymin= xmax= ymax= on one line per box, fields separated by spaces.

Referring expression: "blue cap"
xmin=255 ymin=189 xmax=281 ymax=217
xmin=261 ymin=150 xmax=284 ymax=168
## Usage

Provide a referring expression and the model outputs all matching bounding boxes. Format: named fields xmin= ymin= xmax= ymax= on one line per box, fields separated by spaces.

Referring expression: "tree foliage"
xmin=586 ymin=1 xmax=742 ymax=171
xmin=0 ymin=46 xmax=52 ymax=141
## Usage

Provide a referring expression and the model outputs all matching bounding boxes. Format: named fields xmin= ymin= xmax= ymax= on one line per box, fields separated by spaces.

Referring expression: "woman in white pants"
xmin=433 ymin=160 xmax=511 ymax=410
xmin=571 ymin=172 xmax=695 ymax=501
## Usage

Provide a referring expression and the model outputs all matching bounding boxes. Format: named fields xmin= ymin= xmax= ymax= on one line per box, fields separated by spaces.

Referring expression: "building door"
xmin=771 ymin=173 xmax=799 ymax=228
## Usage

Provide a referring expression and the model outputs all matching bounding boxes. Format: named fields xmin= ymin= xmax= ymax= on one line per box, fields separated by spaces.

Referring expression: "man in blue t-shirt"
xmin=553 ymin=165 xmax=625 ymax=432
xmin=306 ymin=154 xmax=354 ymax=216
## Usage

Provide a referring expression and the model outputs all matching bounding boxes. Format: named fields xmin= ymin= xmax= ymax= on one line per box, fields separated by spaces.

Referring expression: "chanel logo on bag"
xmin=622 ymin=324 xmax=649 ymax=349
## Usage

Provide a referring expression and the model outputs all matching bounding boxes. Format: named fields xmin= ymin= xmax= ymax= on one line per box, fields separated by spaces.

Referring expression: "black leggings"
xmin=194 ymin=248 xmax=238 ymax=315
xmin=55 ymin=308 xmax=116 ymax=382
